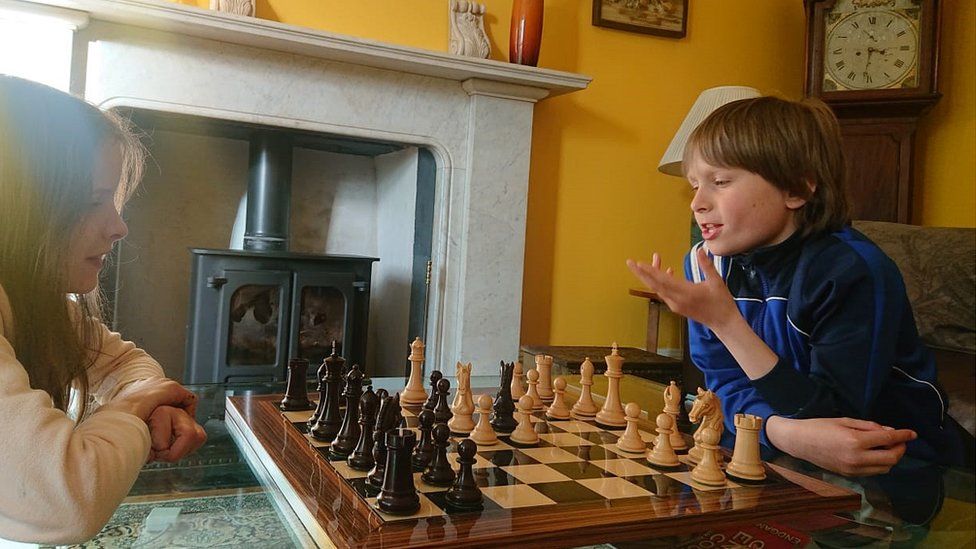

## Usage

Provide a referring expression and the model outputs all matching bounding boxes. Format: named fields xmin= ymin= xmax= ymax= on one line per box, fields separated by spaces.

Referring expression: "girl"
xmin=0 ymin=75 xmax=206 ymax=544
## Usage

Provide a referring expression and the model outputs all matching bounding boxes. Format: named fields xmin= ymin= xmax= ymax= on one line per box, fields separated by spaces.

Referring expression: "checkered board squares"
xmin=284 ymin=403 xmax=788 ymax=524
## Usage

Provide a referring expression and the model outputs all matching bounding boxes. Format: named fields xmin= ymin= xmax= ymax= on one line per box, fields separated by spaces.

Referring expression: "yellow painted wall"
xmin=171 ymin=0 xmax=975 ymax=349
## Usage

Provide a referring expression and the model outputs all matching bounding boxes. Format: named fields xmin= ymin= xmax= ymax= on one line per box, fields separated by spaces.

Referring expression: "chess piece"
xmin=376 ymin=428 xmax=421 ymax=515
xmin=690 ymin=427 xmax=726 ymax=487
xmin=524 ymin=369 xmax=544 ymax=411
xmin=646 ymin=413 xmax=680 ymax=469
xmin=347 ymin=386 xmax=379 ymax=471
xmin=663 ymin=380 xmax=688 ymax=451
xmin=725 ymin=414 xmax=766 ymax=482
xmin=367 ymin=391 xmax=395 ymax=490
xmin=310 ymin=342 xmax=345 ymax=441
xmin=448 ymin=367 xmax=476 ymax=435
xmin=421 ymin=423 xmax=456 ymax=487
xmin=545 ymin=377 xmax=572 ymax=420
xmin=687 ymin=388 xmax=724 ymax=466
xmin=423 ymin=370 xmax=443 ymax=411
xmin=490 ymin=361 xmax=517 ymax=433
xmin=308 ymin=359 xmax=328 ymax=427
xmin=595 ymin=343 xmax=626 ymax=428
xmin=571 ymin=357 xmax=598 ymax=419
xmin=469 ymin=394 xmax=499 ymax=446
xmin=535 ymin=354 xmax=554 ymax=403
xmin=280 ymin=357 xmax=314 ymax=411
xmin=411 ymin=409 xmax=436 ymax=470
xmin=509 ymin=395 xmax=540 ymax=446
xmin=616 ymin=402 xmax=646 ymax=453
xmin=445 ymin=439 xmax=483 ymax=509
xmin=400 ymin=337 xmax=428 ymax=405
xmin=433 ymin=378 xmax=454 ymax=425
xmin=330 ymin=363 xmax=364 ymax=459
xmin=511 ymin=360 xmax=526 ymax=400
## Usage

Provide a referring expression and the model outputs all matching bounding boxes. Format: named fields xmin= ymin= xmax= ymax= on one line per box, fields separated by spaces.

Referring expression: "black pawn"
xmin=280 ymin=358 xmax=314 ymax=411
xmin=368 ymin=391 xmax=396 ymax=491
xmin=308 ymin=359 xmax=328 ymax=427
xmin=330 ymin=364 xmax=364 ymax=459
xmin=445 ymin=439 xmax=483 ymax=509
xmin=490 ymin=361 xmax=518 ymax=433
xmin=423 ymin=370 xmax=443 ymax=411
xmin=310 ymin=343 xmax=345 ymax=441
xmin=421 ymin=423 xmax=456 ymax=487
xmin=432 ymin=377 xmax=453 ymax=425
xmin=347 ymin=385 xmax=378 ymax=471
xmin=376 ymin=428 xmax=421 ymax=515
xmin=411 ymin=409 xmax=436 ymax=471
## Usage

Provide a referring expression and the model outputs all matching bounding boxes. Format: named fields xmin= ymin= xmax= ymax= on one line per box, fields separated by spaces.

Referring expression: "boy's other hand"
xmin=626 ymin=248 xmax=739 ymax=332
xmin=145 ymin=405 xmax=207 ymax=463
xmin=766 ymin=416 xmax=916 ymax=477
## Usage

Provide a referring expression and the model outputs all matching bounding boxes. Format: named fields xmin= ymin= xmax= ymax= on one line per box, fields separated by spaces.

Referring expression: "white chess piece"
xmin=509 ymin=395 xmax=539 ymax=445
xmin=525 ymin=369 xmax=544 ymax=411
xmin=663 ymin=380 xmax=688 ymax=450
xmin=545 ymin=377 xmax=572 ymax=420
xmin=595 ymin=343 xmax=626 ymax=427
xmin=691 ymin=427 xmax=726 ymax=487
xmin=726 ymin=414 xmax=766 ymax=481
xmin=511 ymin=360 xmax=526 ymax=400
xmin=571 ymin=357 xmax=598 ymax=419
xmin=400 ymin=337 xmax=428 ymax=404
xmin=448 ymin=363 xmax=475 ymax=434
xmin=616 ymin=402 xmax=646 ymax=453
xmin=646 ymin=413 xmax=680 ymax=468
xmin=535 ymin=354 xmax=554 ymax=403
xmin=468 ymin=394 xmax=499 ymax=446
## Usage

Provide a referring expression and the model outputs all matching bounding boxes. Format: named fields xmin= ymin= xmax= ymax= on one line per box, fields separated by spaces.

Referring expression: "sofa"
xmin=853 ymin=220 xmax=976 ymax=439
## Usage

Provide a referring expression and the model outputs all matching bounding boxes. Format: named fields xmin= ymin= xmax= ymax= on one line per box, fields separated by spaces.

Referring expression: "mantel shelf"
xmin=16 ymin=0 xmax=592 ymax=97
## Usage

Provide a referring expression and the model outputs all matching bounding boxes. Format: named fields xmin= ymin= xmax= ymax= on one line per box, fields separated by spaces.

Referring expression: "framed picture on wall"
xmin=592 ymin=0 xmax=688 ymax=38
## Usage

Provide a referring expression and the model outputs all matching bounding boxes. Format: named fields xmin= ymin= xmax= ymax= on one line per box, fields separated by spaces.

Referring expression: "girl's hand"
xmin=766 ymin=416 xmax=915 ymax=476
xmin=97 ymin=378 xmax=198 ymax=422
xmin=626 ymin=247 xmax=740 ymax=333
xmin=145 ymin=406 xmax=207 ymax=463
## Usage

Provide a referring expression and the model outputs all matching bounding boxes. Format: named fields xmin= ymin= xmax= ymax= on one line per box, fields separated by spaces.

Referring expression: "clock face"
xmin=823 ymin=2 xmax=921 ymax=91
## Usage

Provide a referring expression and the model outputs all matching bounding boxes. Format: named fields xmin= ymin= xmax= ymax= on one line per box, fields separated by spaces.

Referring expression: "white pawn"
xmin=691 ymin=427 xmax=726 ymax=487
xmin=545 ymin=377 xmax=572 ymax=420
xmin=571 ymin=357 xmax=598 ymax=419
xmin=525 ymin=369 xmax=544 ymax=411
xmin=616 ymin=402 xmax=646 ymax=454
xmin=509 ymin=395 xmax=539 ymax=446
xmin=511 ymin=360 xmax=526 ymax=400
xmin=468 ymin=394 xmax=499 ymax=446
xmin=646 ymin=413 xmax=680 ymax=468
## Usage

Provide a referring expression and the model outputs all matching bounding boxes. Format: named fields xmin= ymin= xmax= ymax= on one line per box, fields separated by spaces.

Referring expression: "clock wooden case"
xmin=804 ymin=0 xmax=942 ymax=223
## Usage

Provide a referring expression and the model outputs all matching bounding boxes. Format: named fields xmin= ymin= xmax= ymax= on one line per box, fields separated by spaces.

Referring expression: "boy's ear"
xmin=786 ymin=179 xmax=817 ymax=210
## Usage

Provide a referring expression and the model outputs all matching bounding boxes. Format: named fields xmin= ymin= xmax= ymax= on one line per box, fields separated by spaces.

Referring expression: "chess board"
xmin=226 ymin=393 xmax=860 ymax=548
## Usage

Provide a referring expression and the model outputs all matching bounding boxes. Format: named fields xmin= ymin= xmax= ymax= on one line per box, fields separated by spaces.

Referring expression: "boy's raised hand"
xmin=626 ymin=247 xmax=740 ymax=333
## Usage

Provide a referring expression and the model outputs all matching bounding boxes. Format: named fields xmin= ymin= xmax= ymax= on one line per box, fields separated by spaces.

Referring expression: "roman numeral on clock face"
xmin=894 ymin=59 xmax=905 ymax=68
xmin=847 ymin=70 xmax=856 ymax=81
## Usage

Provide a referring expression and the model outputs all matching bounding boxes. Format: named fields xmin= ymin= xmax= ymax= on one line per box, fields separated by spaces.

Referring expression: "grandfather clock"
xmin=803 ymin=0 xmax=942 ymax=223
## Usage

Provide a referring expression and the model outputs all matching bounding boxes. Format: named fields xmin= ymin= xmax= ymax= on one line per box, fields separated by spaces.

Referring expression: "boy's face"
xmin=685 ymin=151 xmax=807 ymax=257
xmin=66 ymin=142 xmax=129 ymax=294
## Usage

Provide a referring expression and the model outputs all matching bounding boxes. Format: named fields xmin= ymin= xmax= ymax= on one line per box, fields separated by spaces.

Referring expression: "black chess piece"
xmin=308 ymin=358 xmax=328 ymax=427
xmin=348 ymin=385 xmax=378 ymax=471
xmin=432 ymin=377 xmax=453 ymax=425
xmin=411 ymin=409 xmax=436 ymax=471
xmin=421 ymin=423 xmax=456 ymax=487
xmin=423 ymin=370 xmax=442 ymax=411
xmin=490 ymin=361 xmax=518 ymax=433
xmin=310 ymin=342 xmax=345 ymax=441
xmin=280 ymin=358 xmax=315 ymax=411
xmin=376 ymin=428 xmax=421 ymax=515
xmin=367 ymin=391 xmax=396 ymax=491
xmin=330 ymin=364 xmax=364 ymax=459
xmin=445 ymin=439 xmax=483 ymax=509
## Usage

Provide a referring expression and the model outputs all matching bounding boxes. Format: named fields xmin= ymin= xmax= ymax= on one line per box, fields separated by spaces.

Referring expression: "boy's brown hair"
xmin=682 ymin=96 xmax=850 ymax=237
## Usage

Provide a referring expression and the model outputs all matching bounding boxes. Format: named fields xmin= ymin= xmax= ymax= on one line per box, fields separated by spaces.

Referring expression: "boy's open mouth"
xmin=700 ymin=223 xmax=723 ymax=240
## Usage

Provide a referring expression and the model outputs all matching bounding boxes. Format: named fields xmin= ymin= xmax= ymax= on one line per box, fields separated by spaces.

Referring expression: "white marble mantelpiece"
xmin=15 ymin=0 xmax=591 ymax=376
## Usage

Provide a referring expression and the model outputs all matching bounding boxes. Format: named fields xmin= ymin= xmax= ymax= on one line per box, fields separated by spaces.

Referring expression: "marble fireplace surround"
xmin=31 ymin=0 xmax=590 ymax=376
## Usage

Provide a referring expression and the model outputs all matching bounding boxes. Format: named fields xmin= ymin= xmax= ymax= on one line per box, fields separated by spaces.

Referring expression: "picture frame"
xmin=591 ymin=0 xmax=688 ymax=38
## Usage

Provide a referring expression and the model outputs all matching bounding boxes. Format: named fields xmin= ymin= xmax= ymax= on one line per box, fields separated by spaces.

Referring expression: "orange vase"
xmin=510 ymin=0 xmax=543 ymax=66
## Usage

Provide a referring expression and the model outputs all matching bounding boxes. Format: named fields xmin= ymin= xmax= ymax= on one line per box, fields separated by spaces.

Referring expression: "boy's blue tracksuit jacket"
xmin=684 ymin=226 xmax=964 ymax=465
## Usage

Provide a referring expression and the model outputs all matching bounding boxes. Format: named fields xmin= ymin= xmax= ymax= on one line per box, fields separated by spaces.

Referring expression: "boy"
xmin=628 ymin=96 xmax=964 ymax=476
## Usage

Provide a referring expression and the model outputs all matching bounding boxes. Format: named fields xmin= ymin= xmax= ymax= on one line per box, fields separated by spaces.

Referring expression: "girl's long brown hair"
xmin=0 ymin=75 xmax=144 ymax=413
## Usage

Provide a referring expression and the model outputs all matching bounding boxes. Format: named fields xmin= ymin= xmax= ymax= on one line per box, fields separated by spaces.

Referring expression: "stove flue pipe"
xmin=243 ymin=131 xmax=293 ymax=252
